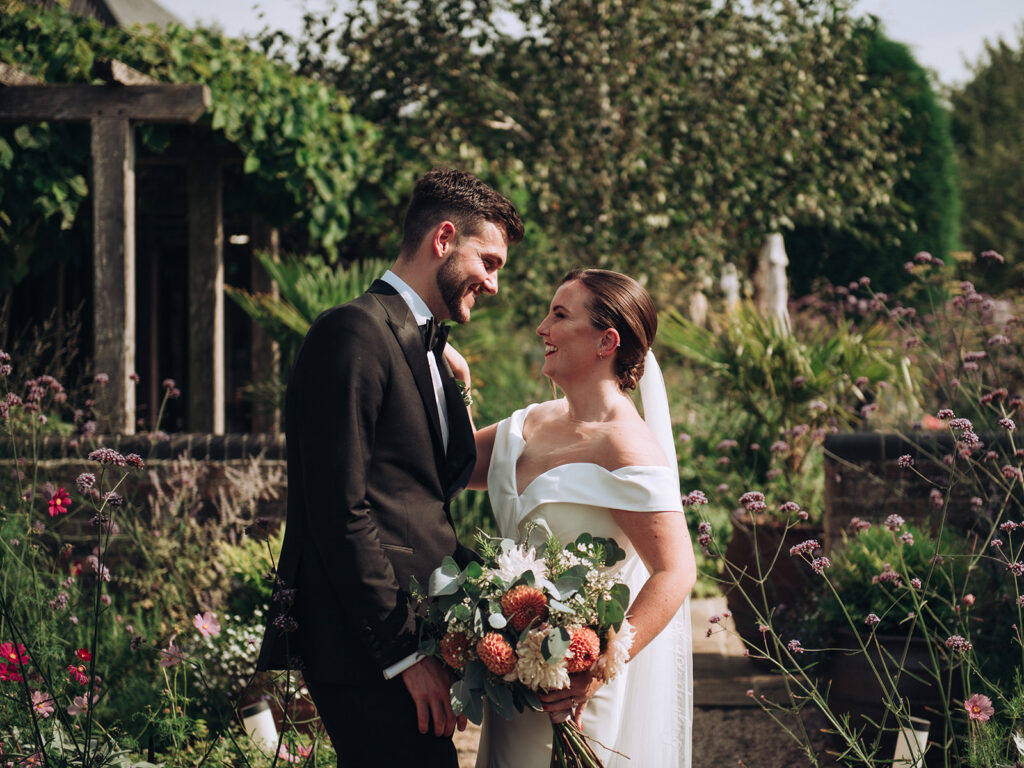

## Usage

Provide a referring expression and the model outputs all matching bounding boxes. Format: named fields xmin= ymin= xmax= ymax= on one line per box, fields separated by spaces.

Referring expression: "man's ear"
xmin=432 ymin=221 xmax=457 ymax=259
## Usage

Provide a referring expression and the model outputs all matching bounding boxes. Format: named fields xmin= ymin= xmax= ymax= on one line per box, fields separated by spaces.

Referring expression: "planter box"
xmin=822 ymin=432 xmax=1009 ymax=551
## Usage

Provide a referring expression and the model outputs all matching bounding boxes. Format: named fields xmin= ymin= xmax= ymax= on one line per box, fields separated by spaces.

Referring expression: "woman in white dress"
xmin=445 ymin=268 xmax=697 ymax=768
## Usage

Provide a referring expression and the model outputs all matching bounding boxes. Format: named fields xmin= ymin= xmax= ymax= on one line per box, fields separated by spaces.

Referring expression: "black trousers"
xmin=304 ymin=674 xmax=459 ymax=768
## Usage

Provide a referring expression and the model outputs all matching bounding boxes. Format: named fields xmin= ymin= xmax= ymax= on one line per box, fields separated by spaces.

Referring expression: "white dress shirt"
xmin=380 ymin=270 xmax=450 ymax=451
xmin=378 ymin=270 xmax=448 ymax=679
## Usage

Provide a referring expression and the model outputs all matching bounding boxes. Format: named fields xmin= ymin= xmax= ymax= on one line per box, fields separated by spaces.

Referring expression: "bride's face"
xmin=536 ymin=280 xmax=606 ymax=384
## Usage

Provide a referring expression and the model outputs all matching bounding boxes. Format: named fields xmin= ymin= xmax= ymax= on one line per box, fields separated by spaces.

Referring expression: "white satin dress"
xmin=475 ymin=403 xmax=692 ymax=768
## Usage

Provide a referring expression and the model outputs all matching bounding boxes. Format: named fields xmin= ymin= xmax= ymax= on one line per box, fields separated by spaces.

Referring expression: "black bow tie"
xmin=420 ymin=317 xmax=450 ymax=355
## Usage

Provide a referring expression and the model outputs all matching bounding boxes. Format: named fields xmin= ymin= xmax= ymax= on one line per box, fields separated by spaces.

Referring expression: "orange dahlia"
xmin=566 ymin=627 xmax=601 ymax=673
xmin=501 ymin=585 xmax=549 ymax=632
xmin=440 ymin=631 xmax=473 ymax=670
xmin=476 ymin=633 xmax=517 ymax=676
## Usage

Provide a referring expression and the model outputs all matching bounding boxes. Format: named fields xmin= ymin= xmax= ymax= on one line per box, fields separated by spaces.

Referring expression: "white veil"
xmin=615 ymin=349 xmax=693 ymax=768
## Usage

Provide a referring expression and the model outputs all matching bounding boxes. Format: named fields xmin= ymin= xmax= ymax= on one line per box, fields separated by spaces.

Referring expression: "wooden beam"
xmin=250 ymin=217 xmax=282 ymax=434
xmin=91 ymin=117 xmax=136 ymax=435
xmin=187 ymin=140 xmax=225 ymax=434
xmin=0 ymin=84 xmax=210 ymax=123
xmin=93 ymin=59 xmax=159 ymax=86
xmin=0 ymin=63 xmax=42 ymax=86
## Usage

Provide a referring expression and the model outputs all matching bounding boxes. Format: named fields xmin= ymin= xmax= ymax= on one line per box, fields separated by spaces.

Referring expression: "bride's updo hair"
xmin=561 ymin=268 xmax=657 ymax=391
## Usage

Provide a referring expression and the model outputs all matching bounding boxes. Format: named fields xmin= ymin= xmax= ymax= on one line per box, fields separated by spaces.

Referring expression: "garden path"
xmin=454 ymin=596 xmax=841 ymax=767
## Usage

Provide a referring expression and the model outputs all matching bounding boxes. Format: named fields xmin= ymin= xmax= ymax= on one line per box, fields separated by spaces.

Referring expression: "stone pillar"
xmin=187 ymin=142 xmax=224 ymax=434
xmin=91 ymin=117 xmax=136 ymax=434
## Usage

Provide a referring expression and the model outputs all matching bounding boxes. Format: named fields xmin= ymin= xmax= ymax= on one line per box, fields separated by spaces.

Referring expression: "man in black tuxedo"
xmin=257 ymin=169 xmax=523 ymax=766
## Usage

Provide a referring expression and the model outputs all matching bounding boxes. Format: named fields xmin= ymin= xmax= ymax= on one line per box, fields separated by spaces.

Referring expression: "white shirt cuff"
xmin=382 ymin=651 xmax=425 ymax=680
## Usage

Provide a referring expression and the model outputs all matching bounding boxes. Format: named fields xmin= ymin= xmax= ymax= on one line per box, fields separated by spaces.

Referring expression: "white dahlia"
xmin=493 ymin=544 xmax=547 ymax=586
xmin=515 ymin=626 xmax=570 ymax=691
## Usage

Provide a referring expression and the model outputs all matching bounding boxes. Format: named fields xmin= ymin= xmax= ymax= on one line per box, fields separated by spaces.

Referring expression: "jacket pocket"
xmin=381 ymin=543 xmax=414 ymax=555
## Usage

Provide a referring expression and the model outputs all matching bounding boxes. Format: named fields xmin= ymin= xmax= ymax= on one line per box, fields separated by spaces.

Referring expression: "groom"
xmin=257 ymin=169 xmax=523 ymax=766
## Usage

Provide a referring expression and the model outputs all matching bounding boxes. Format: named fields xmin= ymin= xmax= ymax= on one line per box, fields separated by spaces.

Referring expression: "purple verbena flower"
xmin=789 ymin=539 xmax=821 ymax=557
xmin=810 ymin=557 xmax=831 ymax=574
xmin=88 ymin=448 xmax=127 ymax=467
xmin=945 ymin=635 xmax=972 ymax=653
xmin=884 ymin=514 xmax=905 ymax=531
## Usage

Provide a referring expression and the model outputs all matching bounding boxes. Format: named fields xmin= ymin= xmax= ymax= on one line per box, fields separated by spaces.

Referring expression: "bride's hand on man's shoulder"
xmin=442 ymin=342 xmax=470 ymax=385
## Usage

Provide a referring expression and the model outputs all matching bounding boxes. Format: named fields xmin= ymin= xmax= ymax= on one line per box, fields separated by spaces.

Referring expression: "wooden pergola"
xmin=0 ymin=61 xmax=239 ymax=435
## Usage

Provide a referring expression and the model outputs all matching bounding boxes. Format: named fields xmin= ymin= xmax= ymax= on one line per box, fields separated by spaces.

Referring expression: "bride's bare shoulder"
xmin=521 ymin=399 xmax=566 ymax=436
xmin=603 ymin=414 xmax=670 ymax=468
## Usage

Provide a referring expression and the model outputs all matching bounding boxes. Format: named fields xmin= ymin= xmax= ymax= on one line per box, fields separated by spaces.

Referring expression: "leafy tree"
xmin=0 ymin=6 xmax=380 ymax=292
xmin=268 ymin=0 xmax=911 ymax=307
xmin=951 ymin=28 xmax=1024 ymax=272
xmin=786 ymin=28 xmax=960 ymax=296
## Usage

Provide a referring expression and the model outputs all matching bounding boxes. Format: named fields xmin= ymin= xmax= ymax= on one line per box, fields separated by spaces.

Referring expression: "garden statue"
xmin=754 ymin=233 xmax=790 ymax=329
xmin=720 ymin=262 xmax=740 ymax=313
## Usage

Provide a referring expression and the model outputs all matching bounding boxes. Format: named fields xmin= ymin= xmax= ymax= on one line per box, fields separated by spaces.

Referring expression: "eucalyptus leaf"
xmin=429 ymin=557 xmax=463 ymax=596
xmin=541 ymin=626 xmax=571 ymax=664
xmin=485 ymin=675 xmax=516 ymax=720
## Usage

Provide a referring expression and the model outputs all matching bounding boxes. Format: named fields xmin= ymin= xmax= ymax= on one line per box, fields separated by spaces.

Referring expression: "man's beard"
xmin=437 ymin=254 xmax=474 ymax=324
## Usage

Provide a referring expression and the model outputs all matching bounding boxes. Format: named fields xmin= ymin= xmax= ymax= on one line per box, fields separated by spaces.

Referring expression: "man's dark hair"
xmin=400 ymin=168 xmax=524 ymax=256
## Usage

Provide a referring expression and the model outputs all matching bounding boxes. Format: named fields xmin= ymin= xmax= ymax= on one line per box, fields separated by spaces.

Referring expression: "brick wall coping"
xmin=0 ymin=433 xmax=286 ymax=462
xmin=825 ymin=431 xmax=1012 ymax=462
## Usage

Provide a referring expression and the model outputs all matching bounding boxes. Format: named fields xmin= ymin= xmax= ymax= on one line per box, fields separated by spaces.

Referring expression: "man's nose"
xmin=483 ymin=272 xmax=498 ymax=295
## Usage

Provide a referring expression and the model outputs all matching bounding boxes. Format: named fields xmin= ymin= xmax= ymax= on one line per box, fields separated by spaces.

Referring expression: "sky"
xmin=160 ymin=0 xmax=1023 ymax=88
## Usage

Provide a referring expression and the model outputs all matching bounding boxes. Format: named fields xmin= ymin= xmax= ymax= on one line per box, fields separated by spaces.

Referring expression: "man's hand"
xmin=400 ymin=656 xmax=458 ymax=737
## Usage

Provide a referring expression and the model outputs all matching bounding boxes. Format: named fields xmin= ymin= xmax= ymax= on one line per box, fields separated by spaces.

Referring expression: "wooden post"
xmin=250 ymin=217 xmax=281 ymax=433
xmin=187 ymin=141 xmax=224 ymax=434
xmin=91 ymin=117 xmax=136 ymax=434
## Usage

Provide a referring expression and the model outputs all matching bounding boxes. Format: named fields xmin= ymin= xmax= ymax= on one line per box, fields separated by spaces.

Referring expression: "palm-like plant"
xmin=225 ymin=252 xmax=390 ymax=414
xmin=659 ymin=302 xmax=917 ymax=518
xmin=226 ymin=252 xmax=390 ymax=360
xmin=660 ymin=302 xmax=915 ymax=449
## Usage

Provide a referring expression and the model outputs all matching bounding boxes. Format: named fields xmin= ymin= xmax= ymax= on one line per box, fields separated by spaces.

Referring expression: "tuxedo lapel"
xmin=368 ymin=282 xmax=447 ymax=477
xmin=438 ymin=352 xmax=476 ymax=500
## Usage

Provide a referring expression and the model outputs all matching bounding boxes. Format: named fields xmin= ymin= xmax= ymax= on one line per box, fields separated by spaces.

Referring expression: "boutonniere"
xmin=455 ymin=379 xmax=473 ymax=407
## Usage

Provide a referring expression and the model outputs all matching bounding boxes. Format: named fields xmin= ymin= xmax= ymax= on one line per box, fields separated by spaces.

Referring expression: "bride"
xmin=445 ymin=268 xmax=696 ymax=768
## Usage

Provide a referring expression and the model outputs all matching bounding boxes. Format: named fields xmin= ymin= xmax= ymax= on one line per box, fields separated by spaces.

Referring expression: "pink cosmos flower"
xmin=67 ymin=692 xmax=99 ymax=716
xmin=0 ymin=662 xmax=24 ymax=682
xmin=67 ymin=664 xmax=89 ymax=685
xmin=0 ymin=642 xmax=29 ymax=665
xmin=159 ymin=635 xmax=185 ymax=668
xmin=193 ymin=611 xmax=221 ymax=639
xmin=47 ymin=487 xmax=71 ymax=518
xmin=31 ymin=690 xmax=54 ymax=718
xmin=964 ymin=693 xmax=994 ymax=722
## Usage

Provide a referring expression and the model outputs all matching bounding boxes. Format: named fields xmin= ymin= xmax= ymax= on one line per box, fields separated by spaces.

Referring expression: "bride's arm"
xmin=609 ymin=508 xmax=696 ymax=658
xmin=540 ymin=509 xmax=696 ymax=722
xmin=444 ymin=342 xmax=497 ymax=491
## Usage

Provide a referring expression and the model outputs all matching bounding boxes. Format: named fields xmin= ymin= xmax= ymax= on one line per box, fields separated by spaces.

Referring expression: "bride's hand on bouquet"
xmin=442 ymin=342 xmax=470 ymax=386
xmin=539 ymin=668 xmax=604 ymax=728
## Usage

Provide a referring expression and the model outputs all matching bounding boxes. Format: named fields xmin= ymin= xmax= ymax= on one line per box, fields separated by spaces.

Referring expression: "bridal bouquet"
xmin=412 ymin=525 xmax=634 ymax=768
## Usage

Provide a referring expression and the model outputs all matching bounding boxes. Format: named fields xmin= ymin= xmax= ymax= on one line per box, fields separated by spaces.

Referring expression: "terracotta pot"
xmin=723 ymin=510 xmax=824 ymax=650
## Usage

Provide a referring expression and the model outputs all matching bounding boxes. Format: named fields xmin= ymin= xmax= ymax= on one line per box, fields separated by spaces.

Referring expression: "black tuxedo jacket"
xmin=257 ymin=280 xmax=476 ymax=683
